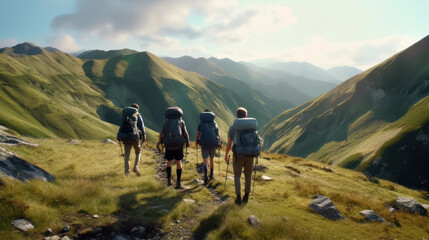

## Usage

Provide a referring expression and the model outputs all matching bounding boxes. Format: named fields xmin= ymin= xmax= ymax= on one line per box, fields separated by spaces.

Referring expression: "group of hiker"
xmin=117 ymin=104 xmax=262 ymax=205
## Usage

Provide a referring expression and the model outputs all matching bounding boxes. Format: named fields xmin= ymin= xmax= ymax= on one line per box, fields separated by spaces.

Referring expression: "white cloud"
xmin=270 ymin=35 xmax=420 ymax=70
xmin=46 ymin=34 xmax=81 ymax=52
xmin=0 ymin=38 xmax=19 ymax=48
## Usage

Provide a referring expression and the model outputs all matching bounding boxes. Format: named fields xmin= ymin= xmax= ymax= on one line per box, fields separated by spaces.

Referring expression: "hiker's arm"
xmin=138 ymin=114 xmax=146 ymax=141
xmin=195 ymin=130 xmax=200 ymax=148
xmin=159 ymin=123 xmax=165 ymax=143
xmin=224 ymin=138 xmax=232 ymax=162
xmin=182 ymin=121 xmax=190 ymax=147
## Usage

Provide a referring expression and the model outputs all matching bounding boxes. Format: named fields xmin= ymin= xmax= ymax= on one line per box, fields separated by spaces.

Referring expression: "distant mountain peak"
xmin=77 ymin=48 xmax=138 ymax=59
xmin=0 ymin=42 xmax=47 ymax=56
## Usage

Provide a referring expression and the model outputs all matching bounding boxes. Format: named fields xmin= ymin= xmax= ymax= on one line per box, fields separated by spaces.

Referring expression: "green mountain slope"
xmin=261 ymin=35 xmax=429 ymax=190
xmin=83 ymin=52 xmax=273 ymax=139
xmin=163 ymin=56 xmax=294 ymax=115
xmin=0 ymin=46 xmax=121 ymax=139
xmin=78 ymin=49 xmax=138 ymax=60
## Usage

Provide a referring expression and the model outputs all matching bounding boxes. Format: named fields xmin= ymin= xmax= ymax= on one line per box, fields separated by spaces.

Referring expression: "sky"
xmin=0 ymin=0 xmax=428 ymax=70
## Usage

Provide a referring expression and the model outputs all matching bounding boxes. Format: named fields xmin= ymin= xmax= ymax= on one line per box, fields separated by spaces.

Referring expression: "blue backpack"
xmin=198 ymin=112 xmax=219 ymax=148
xmin=233 ymin=118 xmax=263 ymax=157
xmin=117 ymin=107 xmax=140 ymax=142
xmin=162 ymin=107 xmax=186 ymax=149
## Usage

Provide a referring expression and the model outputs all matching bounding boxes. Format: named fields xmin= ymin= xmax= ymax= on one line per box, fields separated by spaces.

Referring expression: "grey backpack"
xmin=233 ymin=118 xmax=263 ymax=157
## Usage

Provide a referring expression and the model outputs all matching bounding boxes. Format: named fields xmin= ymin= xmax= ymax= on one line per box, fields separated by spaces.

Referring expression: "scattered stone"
xmin=0 ymin=147 xmax=55 ymax=182
xmin=0 ymin=132 xmax=39 ymax=147
xmin=359 ymin=210 xmax=386 ymax=222
xmin=44 ymin=228 xmax=53 ymax=236
xmin=254 ymin=165 xmax=268 ymax=171
xmin=102 ymin=138 xmax=117 ymax=144
xmin=227 ymin=176 xmax=234 ymax=181
xmin=67 ymin=139 xmax=79 ymax=144
xmin=92 ymin=214 xmax=99 ymax=218
xmin=261 ymin=175 xmax=273 ymax=181
xmin=60 ymin=236 xmax=71 ymax=240
xmin=183 ymin=198 xmax=196 ymax=204
xmin=248 ymin=215 xmax=261 ymax=229
xmin=309 ymin=195 xmax=345 ymax=220
xmin=61 ymin=225 xmax=70 ymax=233
xmin=422 ymin=204 xmax=429 ymax=209
xmin=387 ymin=206 xmax=396 ymax=213
xmin=394 ymin=197 xmax=427 ymax=215
xmin=45 ymin=236 xmax=61 ymax=240
xmin=113 ymin=235 xmax=128 ymax=240
xmin=11 ymin=219 xmax=34 ymax=231
xmin=282 ymin=216 xmax=288 ymax=222
xmin=131 ymin=225 xmax=146 ymax=235
xmin=192 ymin=178 xmax=201 ymax=184
xmin=322 ymin=167 xmax=333 ymax=173
xmin=175 ymin=219 xmax=181 ymax=223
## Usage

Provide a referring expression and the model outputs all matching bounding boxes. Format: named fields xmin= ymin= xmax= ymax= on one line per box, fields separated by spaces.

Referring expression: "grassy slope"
xmin=1 ymin=138 xmax=428 ymax=240
xmin=83 ymin=52 xmax=272 ymax=139
xmin=260 ymin=35 xmax=429 ymax=188
xmin=0 ymin=52 xmax=120 ymax=140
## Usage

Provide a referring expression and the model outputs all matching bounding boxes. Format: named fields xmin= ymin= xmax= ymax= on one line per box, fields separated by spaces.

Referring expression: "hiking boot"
xmin=175 ymin=181 xmax=181 ymax=189
xmin=203 ymin=176 xmax=208 ymax=185
xmin=209 ymin=169 xmax=214 ymax=180
xmin=167 ymin=178 xmax=172 ymax=186
xmin=235 ymin=195 xmax=242 ymax=205
xmin=242 ymin=193 xmax=249 ymax=203
xmin=125 ymin=171 xmax=130 ymax=177
xmin=133 ymin=168 xmax=141 ymax=177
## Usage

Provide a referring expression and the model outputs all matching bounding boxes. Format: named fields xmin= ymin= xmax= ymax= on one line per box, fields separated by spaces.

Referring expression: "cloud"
xmin=46 ymin=34 xmax=81 ymax=52
xmin=0 ymin=39 xmax=19 ymax=48
xmin=270 ymin=35 xmax=420 ymax=70
xmin=51 ymin=0 xmax=295 ymax=47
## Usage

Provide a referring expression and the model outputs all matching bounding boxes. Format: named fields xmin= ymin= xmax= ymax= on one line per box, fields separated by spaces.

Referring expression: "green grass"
xmin=339 ymin=153 xmax=363 ymax=169
xmin=1 ymin=139 xmax=429 ymax=239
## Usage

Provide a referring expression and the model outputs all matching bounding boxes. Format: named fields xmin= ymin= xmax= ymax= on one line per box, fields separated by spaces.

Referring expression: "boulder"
xmin=309 ymin=195 xmax=345 ymax=220
xmin=11 ymin=219 xmax=34 ymax=231
xmin=248 ymin=215 xmax=261 ymax=229
xmin=0 ymin=147 xmax=55 ymax=182
xmin=394 ymin=197 xmax=427 ymax=215
xmin=359 ymin=210 xmax=386 ymax=222
xmin=0 ymin=132 xmax=39 ymax=147
xmin=130 ymin=225 xmax=146 ymax=235
xmin=44 ymin=236 xmax=61 ymax=240
xmin=183 ymin=198 xmax=196 ymax=204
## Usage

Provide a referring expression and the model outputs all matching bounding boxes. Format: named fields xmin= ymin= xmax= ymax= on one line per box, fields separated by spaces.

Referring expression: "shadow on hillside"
xmin=192 ymin=204 xmax=233 ymax=239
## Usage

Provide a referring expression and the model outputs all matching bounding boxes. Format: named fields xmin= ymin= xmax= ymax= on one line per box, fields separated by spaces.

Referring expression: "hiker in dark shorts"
xmin=159 ymin=107 xmax=190 ymax=189
xmin=196 ymin=110 xmax=221 ymax=185
xmin=225 ymin=107 xmax=262 ymax=204
xmin=117 ymin=104 xmax=146 ymax=176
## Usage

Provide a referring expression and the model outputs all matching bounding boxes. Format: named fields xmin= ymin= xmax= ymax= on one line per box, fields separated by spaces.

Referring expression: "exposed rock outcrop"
xmin=359 ymin=210 xmax=386 ymax=222
xmin=393 ymin=197 xmax=427 ymax=215
xmin=309 ymin=195 xmax=345 ymax=220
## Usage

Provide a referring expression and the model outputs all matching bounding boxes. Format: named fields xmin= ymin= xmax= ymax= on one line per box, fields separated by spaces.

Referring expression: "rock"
xmin=359 ymin=210 xmax=386 ymax=222
xmin=248 ymin=215 xmax=261 ymax=229
xmin=192 ymin=178 xmax=201 ymax=184
xmin=0 ymin=147 xmax=55 ymax=182
xmin=388 ymin=206 xmax=396 ymax=213
xmin=308 ymin=195 xmax=345 ymax=220
xmin=394 ymin=197 xmax=427 ymax=215
xmin=175 ymin=219 xmax=181 ymax=223
xmin=11 ymin=219 xmax=34 ymax=231
xmin=60 ymin=237 xmax=71 ymax=240
xmin=227 ymin=176 xmax=234 ymax=181
xmin=261 ymin=175 xmax=273 ymax=181
xmin=67 ymin=139 xmax=79 ymax=144
xmin=282 ymin=216 xmax=288 ymax=222
xmin=102 ymin=138 xmax=117 ymax=144
xmin=45 ymin=236 xmax=61 ymax=240
xmin=61 ymin=225 xmax=70 ymax=233
xmin=44 ymin=228 xmax=53 ymax=236
xmin=92 ymin=214 xmax=99 ymax=218
xmin=422 ymin=204 xmax=429 ymax=209
xmin=130 ymin=225 xmax=146 ymax=235
xmin=0 ymin=132 xmax=39 ymax=147
xmin=254 ymin=165 xmax=268 ymax=171
xmin=183 ymin=198 xmax=196 ymax=204
xmin=113 ymin=235 xmax=128 ymax=240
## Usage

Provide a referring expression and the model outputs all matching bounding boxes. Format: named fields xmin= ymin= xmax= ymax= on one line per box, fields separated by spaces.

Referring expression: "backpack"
xmin=162 ymin=107 xmax=186 ymax=149
xmin=117 ymin=107 xmax=141 ymax=142
xmin=232 ymin=118 xmax=263 ymax=157
xmin=198 ymin=112 xmax=219 ymax=148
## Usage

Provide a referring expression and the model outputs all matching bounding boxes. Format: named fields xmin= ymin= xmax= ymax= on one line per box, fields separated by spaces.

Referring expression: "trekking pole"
xmin=218 ymin=146 xmax=221 ymax=176
xmin=252 ymin=156 xmax=258 ymax=196
xmin=224 ymin=155 xmax=230 ymax=190
xmin=185 ymin=146 xmax=188 ymax=170
xmin=119 ymin=141 xmax=125 ymax=157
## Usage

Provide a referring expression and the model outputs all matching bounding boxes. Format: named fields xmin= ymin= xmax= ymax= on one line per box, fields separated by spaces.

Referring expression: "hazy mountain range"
xmin=260 ymin=35 xmax=429 ymax=190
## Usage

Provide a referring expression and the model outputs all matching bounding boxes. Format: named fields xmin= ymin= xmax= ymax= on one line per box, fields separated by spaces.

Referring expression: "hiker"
xmin=195 ymin=110 xmax=221 ymax=185
xmin=224 ymin=107 xmax=262 ymax=204
xmin=159 ymin=106 xmax=190 ymax=189
xmin=117 ymin=103 xmax=146 ymax=176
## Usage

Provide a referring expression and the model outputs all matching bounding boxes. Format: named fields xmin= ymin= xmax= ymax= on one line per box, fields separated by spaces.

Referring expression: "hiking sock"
xmin=209 ymin=168 xmax=214 ymax=180
xmin=175 ymin=169 xmax=182 ymax=189
xmin=203 ymin=164 xmax=208 ymax=184
xmin=242 ymin=193 xmax=249 ymax=203
xmin=167 ymin=167 xmax=172 ymax=186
